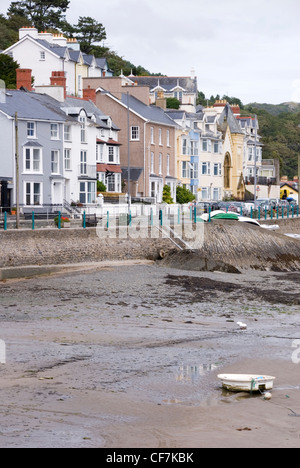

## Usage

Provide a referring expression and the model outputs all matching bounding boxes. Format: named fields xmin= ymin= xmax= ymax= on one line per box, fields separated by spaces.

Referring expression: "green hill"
xmin=246 ymin=102 xmax=300 ymax=116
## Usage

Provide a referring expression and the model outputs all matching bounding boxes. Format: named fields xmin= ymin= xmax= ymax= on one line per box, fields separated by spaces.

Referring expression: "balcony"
xmin=245 ymin=177 xmax=277 ymax=186
xmin=78 ymin=164 xmax=97 ymax=179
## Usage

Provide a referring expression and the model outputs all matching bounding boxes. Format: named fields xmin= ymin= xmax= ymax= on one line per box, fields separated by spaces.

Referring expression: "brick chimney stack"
xmin=83 ymin=86 xmax=96 ymax=103
xmin=50 ymin=71 xmax=66 ymax=98
xmin=16 ymin=69 xmax=32 ymax=91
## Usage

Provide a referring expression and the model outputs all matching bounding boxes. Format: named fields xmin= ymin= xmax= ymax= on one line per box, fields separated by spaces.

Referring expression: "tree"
xmin=166 ymin=97 xmax=180 ymax=109
xmin=72 ymin=16 xmax=106 ymax=54
xmin=0 ymin=54 xmax=19 ymax=88
xmin=7 ymin=0 xmax=70 ymax=31
xmin=162 ymin=185 xmax=174 ymax=204
xmin=176 ymin=186 xmax=195 ymax=204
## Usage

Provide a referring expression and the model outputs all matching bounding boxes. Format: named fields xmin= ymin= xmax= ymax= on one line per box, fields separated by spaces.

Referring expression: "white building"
xmin=3 ymin=28 xmax=113 ymax=97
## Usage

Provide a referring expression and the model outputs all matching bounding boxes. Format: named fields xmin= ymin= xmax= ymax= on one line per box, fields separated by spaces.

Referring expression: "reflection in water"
xmin=176 ymin=364 xmax=218 ymax=383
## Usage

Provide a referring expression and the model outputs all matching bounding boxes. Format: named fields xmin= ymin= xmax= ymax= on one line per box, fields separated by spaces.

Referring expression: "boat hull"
xmin=218 ymin=374 xmax=275 ymax=392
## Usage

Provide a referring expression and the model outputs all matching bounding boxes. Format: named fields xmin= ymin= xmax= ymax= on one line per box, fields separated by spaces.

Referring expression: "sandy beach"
xmin=0 ymin=261 xmax=300 ymax=448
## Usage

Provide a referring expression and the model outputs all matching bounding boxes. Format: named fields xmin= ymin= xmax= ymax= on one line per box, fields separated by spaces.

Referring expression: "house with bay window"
xmin=0 ymin=84 xmax=120 ymax=212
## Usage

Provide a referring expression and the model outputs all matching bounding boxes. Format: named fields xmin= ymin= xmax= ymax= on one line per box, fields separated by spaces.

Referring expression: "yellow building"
xmin=280 ymin=182 xmax=299 ymax=202
xmin=217 ymin=103 xmax=245 ymax=200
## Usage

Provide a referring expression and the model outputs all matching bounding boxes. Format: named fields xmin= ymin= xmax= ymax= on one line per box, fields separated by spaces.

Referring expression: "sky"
xmin=1 ymin=0 xmax=300 ymax=104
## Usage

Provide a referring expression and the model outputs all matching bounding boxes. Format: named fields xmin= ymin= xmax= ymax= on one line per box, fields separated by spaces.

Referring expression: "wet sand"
xmin=0 ymin=261 xmax=300 ymax=448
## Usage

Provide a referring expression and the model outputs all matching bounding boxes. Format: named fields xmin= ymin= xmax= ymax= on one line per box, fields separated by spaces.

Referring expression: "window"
xmin=96 ymin=144 xmax=104 ymax=162
xmin=159 ymin=153 xmax=162 ymax=175
xmin=214 ymin=141 xmax=219 ymax=153
xmin=24 ymin=147 xmax=41 ymax=172
xmin=167 ymin=154 xmax=170 ymax=176
xmin=80 ymin=151 xmax=87 ymax=175
xmin=201 ymin=187 xmax=208 ymax=200
xmin=167 ymin=130 xmax=170 ymax=147
xmin=159 ymin=128 xmax=162 ymax=145
xmin=190 ymin=163 xmax=198 ymax=179
xmin=27 ymin=122 xmax=36 ymax=138
xmin=51 ymin=124 xmax=59 ymax=140
xmin=80 ymin=116 xmax=86 ymax=143
xmin=40 ymin=51 xmax=45 ymax=61
xmin=64 ymin=149 xmax=71 ymax=170
xmin=182 ymin=138 xmax=188 ymax=155
xmin=108 ymin=146 xmax=114 ymax=163
xmin=182 ymin=161 xmax=187 ymax=178
xmin=151 ymin=127 xmax=154 ymax=144
xmin=131 ymin=126 xmax=140 ymax=141
xmin=79 ymin=181 xmax=96 ymax=204
xmin=202 ymin=139 xmax=208 ymax=152
xmin=150 ymin=152 xmax=154 ymax=174
xmin=51 ymin=150 xmax=59 ymax=174
xmin=191 ymin=141 xmax=198 ymax=156
xmin=214 ymin=163 xmax=221 ymax=176
xmin=25 ymin=182 xmax=42 ymax=206
xmin=202 ymin=162 xmax=211 ymax=175
xmin=64 ymin=125 xmax=72 ymax=142
xmin=213 ymin=188 xmax=220 ymax=201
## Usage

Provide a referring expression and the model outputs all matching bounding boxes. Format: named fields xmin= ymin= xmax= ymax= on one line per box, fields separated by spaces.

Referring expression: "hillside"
xmin=246 ymin=102 xmax=300 ymax=116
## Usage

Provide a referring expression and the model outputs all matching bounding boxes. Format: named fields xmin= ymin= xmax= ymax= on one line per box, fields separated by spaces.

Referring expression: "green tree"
xmin=176 ymin=186 xmax=195 ymax=204
xmin=97 ymin=180 xmax=107 ymax=193
xmin=0 ymin=54 xmax=19 ymax=88
xmin=72 ymin=16 xmax=106 ymax=54
xmin=162 ymin=185 xmax=174 ymax=204
xmin=166 ymin=97 xmax=180 ymax=109
xmin=7 ymin=0 xmax=70 ymax=31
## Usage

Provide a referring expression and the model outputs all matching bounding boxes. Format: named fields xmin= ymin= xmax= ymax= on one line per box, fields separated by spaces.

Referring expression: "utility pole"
xmin=254 ymin=114 xmax=258 ymax=205
xmin=15 ymin=112 xmax=20 ymax=229
xmin=127 ymin=92 xmax=131 ymax=214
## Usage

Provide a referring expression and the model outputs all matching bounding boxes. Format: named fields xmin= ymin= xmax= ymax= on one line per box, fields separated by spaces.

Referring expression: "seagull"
xmin=237 ymin=321 xmax=247 ymax=330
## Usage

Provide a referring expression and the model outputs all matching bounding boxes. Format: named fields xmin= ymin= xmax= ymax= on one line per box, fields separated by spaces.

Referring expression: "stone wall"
xmin=0 ymin=228 xmax=172 ymax=268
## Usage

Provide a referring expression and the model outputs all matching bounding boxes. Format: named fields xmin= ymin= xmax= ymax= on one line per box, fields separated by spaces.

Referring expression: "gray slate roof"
xmin=218 ymin=103 xmax=244 ymax=134
xmin=121 ymin=93 xmax=177 ymax=126
xmin=0 ymin=89 xmax=69 ymax=121
xmin=132 ymin=76 xmax=198 ymax=94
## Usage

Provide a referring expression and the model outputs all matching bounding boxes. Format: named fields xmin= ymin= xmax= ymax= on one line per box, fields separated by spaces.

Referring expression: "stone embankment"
xmin=0 ymin=218 xmax=299 ymax=276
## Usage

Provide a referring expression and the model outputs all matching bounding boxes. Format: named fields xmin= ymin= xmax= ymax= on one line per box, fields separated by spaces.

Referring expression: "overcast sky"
xmin=2 ymin=0 xmax=300 ymax=104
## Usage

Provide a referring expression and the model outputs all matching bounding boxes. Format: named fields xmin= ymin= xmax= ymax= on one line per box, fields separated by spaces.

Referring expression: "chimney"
xmin=19 ymin=27 xmax=38 ymax=41
xmin=50 ymin=71 xmax=66 ymax=98
xmin=156 ymin=90 xmax=166 ymax=110
xmin=83 ymin=86 xmax=96 ymax=104
xmin=16 ymin=68 xmax=32 ymax=91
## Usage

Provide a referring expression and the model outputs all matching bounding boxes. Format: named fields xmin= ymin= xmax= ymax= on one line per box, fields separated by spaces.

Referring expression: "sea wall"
xmin=0 ymin=219 xmax=300 ymax=273
xmin=0 ymin=228 xmax=172 ymax=269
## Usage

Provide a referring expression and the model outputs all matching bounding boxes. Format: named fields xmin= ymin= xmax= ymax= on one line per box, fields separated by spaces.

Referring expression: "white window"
xmin=202 ymin=162 xmax=211 ymax=175
xmin=182 ymin=138 xmax=188 ymax=155
xmin=51 ymin=150 xmax=59 ymax=174
xmin=151 ymin=127 xmax=154 ymax=144
xmin=150 ymin=152 xmax=154 ymax=174
xmin=80 ymin=116 xmax=86 ymax=143
xmin=64 ymin=125 xmax=71 ymax=141
xmin=40 ymin=51 xmax=45 ymax=61
xmin=201 ymin=187 xmax=208 ymax=200
xmin=78 ymin=75 xmax=82 ymax=91
xmin=25 ymin=182 xmax=42 ymax=206
xmin=202 ymin=139 xmax=208 ymax=152
xmin=182 ymin=161 xmax=187 ymax=178
xmin=167 ymin=154 xmax=170 ymax=176
xmin=80 ymin=151 xmax=87 ymax=175
xmin=213 ymin=188 xmax=220 ymax=201
xmin=159 ymin=153 xmax=162 ymax=175
xmin=191 ymin=141 xmax=198 ymax=156
xmin=51 ymin=124 xmax=59 ymax=140
xmin=131 ymin=126 xmax=140 ymax=141
xmin=159 ymin=128 xmax=162 ymax=145
xmin=24 ymin=147 xmax=41 ymax=172
xmin=190 ymin=163 xmax=198 ymax=179
xmin=214 ymin=163 xmax=221 ymax=176
xmin=214 ymin=141 xmax=219 ymax=153
xmin=167 ymin=130 xmax=170 ymax=147
xmin=79 ymin=181 xmax=96 ymax=204
xmin=27 ymin=122 xmax=36 ymax=138
xmin=108 ymin=146 xmax=114 ymax=163
xmin=64 ymin=149 xmax=71 ymax=170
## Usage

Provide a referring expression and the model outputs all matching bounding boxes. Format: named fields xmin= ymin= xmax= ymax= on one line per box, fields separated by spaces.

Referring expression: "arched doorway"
xmin=224 ymin=153 xmax=231 ymax=189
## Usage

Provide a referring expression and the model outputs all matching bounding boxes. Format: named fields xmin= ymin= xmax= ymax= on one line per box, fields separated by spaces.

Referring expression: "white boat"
xmin=218 ymin=374 xmax=276 ymax=392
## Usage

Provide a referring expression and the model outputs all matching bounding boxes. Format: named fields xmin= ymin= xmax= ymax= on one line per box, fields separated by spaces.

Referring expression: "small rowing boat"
xmin=218 ymin=374 xmax=276 ymax=392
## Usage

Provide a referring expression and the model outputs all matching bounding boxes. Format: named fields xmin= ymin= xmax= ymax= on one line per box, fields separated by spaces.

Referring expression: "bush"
xmin=176 ymin=186 xmax=195 ymax=204
xmin=97 ymin=180 xmax=107 ymax=192
xmin=162 ymin=185 xmax=174 ymax=204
